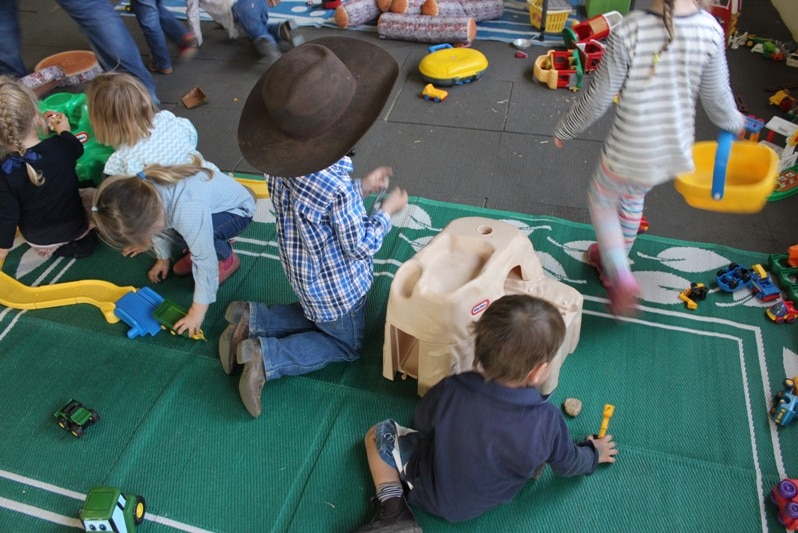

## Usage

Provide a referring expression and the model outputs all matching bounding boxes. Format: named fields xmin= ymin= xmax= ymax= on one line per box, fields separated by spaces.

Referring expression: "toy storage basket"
xmin=528 ymin=0 xmax=571 ymax=33
xmin=675 ymin=131 xmax=779 ymax=214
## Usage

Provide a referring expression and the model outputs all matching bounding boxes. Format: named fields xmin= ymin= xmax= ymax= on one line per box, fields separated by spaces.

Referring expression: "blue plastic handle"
xmin=428 ymin=43 xmax=453 ymax=53
xmin=712 ymin=130 xmax=735 ymax=201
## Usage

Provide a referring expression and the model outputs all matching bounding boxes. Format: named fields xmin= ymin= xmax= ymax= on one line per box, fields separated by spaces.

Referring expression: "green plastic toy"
xmin=38 ymin=92 xmax=113 ymax=186
xmin=80 ymin=486 xmax=146 ymax=532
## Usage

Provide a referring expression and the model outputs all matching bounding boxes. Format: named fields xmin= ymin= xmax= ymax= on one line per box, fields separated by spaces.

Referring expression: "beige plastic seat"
xmin=383 ymin=217 xmax=583 ymax=396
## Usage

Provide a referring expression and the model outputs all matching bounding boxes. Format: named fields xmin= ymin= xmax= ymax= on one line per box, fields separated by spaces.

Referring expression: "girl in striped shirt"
xmin=553 ymin=0 xmax=746 ymax=316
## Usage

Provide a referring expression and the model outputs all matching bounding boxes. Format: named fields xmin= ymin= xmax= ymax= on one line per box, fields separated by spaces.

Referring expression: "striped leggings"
xmin=588 ymin=156 xmax=652 ymax=281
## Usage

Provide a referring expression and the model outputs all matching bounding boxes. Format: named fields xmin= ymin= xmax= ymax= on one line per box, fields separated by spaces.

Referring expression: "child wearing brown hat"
xmin=222 ymin=37 xmax=407 ymax=418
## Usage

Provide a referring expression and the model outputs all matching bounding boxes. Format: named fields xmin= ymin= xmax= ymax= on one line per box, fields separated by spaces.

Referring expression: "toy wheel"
xmin=787 ymin=502 xmax=798 ymax=520
xmin=57 ymin=417 xmax=68 ymax=430
xmin=727 ymin=279 xmax=738 ymax=290
xmin=776 ymin=316 xmax=785 ymax=324
xmin=778 ymin=480 xmax=798 ymax=499
xmin=70 ymin=425 xmax=84 ymax=438
xmin=89 ymin=410 xmax=100 ymax=423
xmin=133 ymin=496 xmax=146 ymax=524
xmin=786 ymin=379 xmax=795 ymax=389
xmin=787 ymin=315 xmax=796 ymax=324
xmin=423 ymin=95 xmax=430 ymax=101
xmin=433 ymin=97 xmax=440 ymax=103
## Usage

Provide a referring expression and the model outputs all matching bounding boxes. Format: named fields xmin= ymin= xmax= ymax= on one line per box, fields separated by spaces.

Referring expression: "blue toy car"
xmin=770 ymin=378 xmax=798 ymax=427
xmin=716 ymin=263 xmax=753 ymax=292
xmin=751 ymin=264 xmax=781 ymax=301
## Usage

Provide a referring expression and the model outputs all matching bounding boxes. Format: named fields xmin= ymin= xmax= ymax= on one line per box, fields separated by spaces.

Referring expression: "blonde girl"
xmin=92 ymin=156 xmax=255 ymax=336
xmin=0 ymin=76 xmax=95 ymax=263
xmin=553 ymin=0 xmax=746 ymax=315
xmin=87 ymin=72 xmax=220 ymax=178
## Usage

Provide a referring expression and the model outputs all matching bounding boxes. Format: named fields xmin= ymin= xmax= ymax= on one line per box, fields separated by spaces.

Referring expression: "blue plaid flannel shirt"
xmin=266 ymin=157 xmax=392 ymax=322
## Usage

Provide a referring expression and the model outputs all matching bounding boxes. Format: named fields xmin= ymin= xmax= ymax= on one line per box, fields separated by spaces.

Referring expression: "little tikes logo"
xmin=471 ymin=299 xmax=489 ymax=316
xmin=75 ymin=131 xmax=89 ymax=144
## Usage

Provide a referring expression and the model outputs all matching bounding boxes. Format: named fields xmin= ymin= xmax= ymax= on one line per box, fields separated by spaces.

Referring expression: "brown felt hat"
xmin=238 ymin=37 xmax=399 ymax=177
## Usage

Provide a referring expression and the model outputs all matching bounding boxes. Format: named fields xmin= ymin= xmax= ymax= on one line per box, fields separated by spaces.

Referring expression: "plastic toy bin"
xmin=675 ymin=140 xmax=778 ymax=214
xmin=528 ymin=0 xmax=571 ymax=32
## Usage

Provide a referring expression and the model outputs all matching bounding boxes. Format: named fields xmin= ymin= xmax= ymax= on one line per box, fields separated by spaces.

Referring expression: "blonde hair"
xmin=86 ymin=72 xmax=158 ymax=148
xmin=0 ymin=76 xmax=47 ymax=186
xmin=472 ymin=294 xmax=565 ymax=383
xmin=92 ymin=156 xmax=212 ymax=249
xmin=648 ymin=0 xmax=710 ymax=79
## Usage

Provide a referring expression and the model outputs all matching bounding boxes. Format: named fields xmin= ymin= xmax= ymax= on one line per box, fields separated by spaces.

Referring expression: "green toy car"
xmin=80 ymin=486 xmax=146 ymax=532
xmin=53 ymin=399 xmax=99 ymax=438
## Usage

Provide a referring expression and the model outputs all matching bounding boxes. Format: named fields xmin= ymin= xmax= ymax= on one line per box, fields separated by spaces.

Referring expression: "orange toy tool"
xmin=597 ymin=404 xmax=615 ymax=438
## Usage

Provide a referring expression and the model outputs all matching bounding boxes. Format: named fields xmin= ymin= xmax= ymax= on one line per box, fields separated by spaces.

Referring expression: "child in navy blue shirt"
xmin=354 ymin=294 xmax=618 ymax=531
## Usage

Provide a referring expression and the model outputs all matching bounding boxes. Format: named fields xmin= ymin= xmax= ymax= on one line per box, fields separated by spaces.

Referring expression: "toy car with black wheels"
xmin=751 ymin=264 xmax=781 ymax=301
xmin=769 ymin=378 xmax=798 ymax=426
xmin=53 ymin=399 xmax=99 ymax=438
xmin=715 ymin=262 xmax=752 ymax=292
xmin=770 ymin=478 xmax=798 ymax=529
xmin=421 ymin=84 xmax=448 ymax=103
xmin=767 ymin=300 xmax=798 ymax=324
xmin=80 ymin=486 xmax=145 ymax=532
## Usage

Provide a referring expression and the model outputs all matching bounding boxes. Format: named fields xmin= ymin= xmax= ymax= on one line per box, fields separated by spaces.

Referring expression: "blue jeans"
xmin=130 ymin=0 xmax=189 ymax=70
xmin=0 ymin=0 xmax=158 ymax=104
xmin=375 ymin=419 xmax=423 ymax=483
xmin=231 ymin=0 xmax=280 ymax=43
xmin=247 ymin=296 xmax=366 ymax=380
xmin=211 ymin=212 xmax=252 ymax=260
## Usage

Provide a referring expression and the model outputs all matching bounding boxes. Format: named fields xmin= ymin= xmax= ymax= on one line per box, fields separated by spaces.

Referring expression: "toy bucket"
xmin=674 ymin=130 xmax=779 ymax=214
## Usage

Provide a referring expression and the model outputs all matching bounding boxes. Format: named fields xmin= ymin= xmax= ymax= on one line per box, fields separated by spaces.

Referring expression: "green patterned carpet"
xmin=0 ymin=196 xmax=795 ymax=532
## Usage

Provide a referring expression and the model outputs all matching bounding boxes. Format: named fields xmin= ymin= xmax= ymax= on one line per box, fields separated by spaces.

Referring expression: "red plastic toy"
xmin=770 ymin=478 xmax=798 ymax=529
xmin=562 ymin=11 xmax=623 ymax=48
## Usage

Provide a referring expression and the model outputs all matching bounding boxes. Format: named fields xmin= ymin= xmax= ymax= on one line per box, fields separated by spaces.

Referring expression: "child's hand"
xmin=587 ymin=434 xmax=618 ymax=464
xmin=44 ymin=111 xmax=69 ymax=134
xmin=380 ymin=187 xmax=408 ymax=216
xmin=122 ymin=246 xmax=148 ymax=257
xmin=362 ymin=166 xmax=393 ymax=196
xmin=553 ymin=137 xmax=564 ymax=149
xmin=148 ymin=259 xmax=171 ymax=283
xmin=174 ymin=303 xmax=208 ymax=337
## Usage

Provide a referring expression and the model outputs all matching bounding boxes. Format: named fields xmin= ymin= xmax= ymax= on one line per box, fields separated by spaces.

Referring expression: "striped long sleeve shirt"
xmin=554 ymin=9 xmax=746 ymax=187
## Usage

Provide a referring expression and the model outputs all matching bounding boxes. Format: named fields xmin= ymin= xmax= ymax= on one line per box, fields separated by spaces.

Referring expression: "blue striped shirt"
xmin=554 ymin=9 xmax=746 ymax=186
xmin=266 ymin=157 xmax=392 ymax=322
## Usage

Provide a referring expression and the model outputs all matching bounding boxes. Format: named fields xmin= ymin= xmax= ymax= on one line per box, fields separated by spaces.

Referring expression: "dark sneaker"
xmin=352 ymin=497 xmax=422 ymax=533
xmin=253 ymin=37 xmax=282 ymax=65
xmin=54 ymin=230 xmax=97 ymax=259
xmin=278 ymin=20 xmax=304 ymax=51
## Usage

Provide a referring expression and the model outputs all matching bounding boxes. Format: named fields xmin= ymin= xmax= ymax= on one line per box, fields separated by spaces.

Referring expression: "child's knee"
xmin=364 ymin=425 xmax=377 ymax=446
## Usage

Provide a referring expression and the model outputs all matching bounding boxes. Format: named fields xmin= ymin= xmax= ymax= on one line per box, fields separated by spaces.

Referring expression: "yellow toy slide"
xmin=0 ymin=270 xmax=134 ymax=323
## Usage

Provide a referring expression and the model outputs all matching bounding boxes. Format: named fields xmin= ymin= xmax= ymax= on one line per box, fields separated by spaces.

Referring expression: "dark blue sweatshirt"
xmin=406 ymin=371 xmax=598 ymax=522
